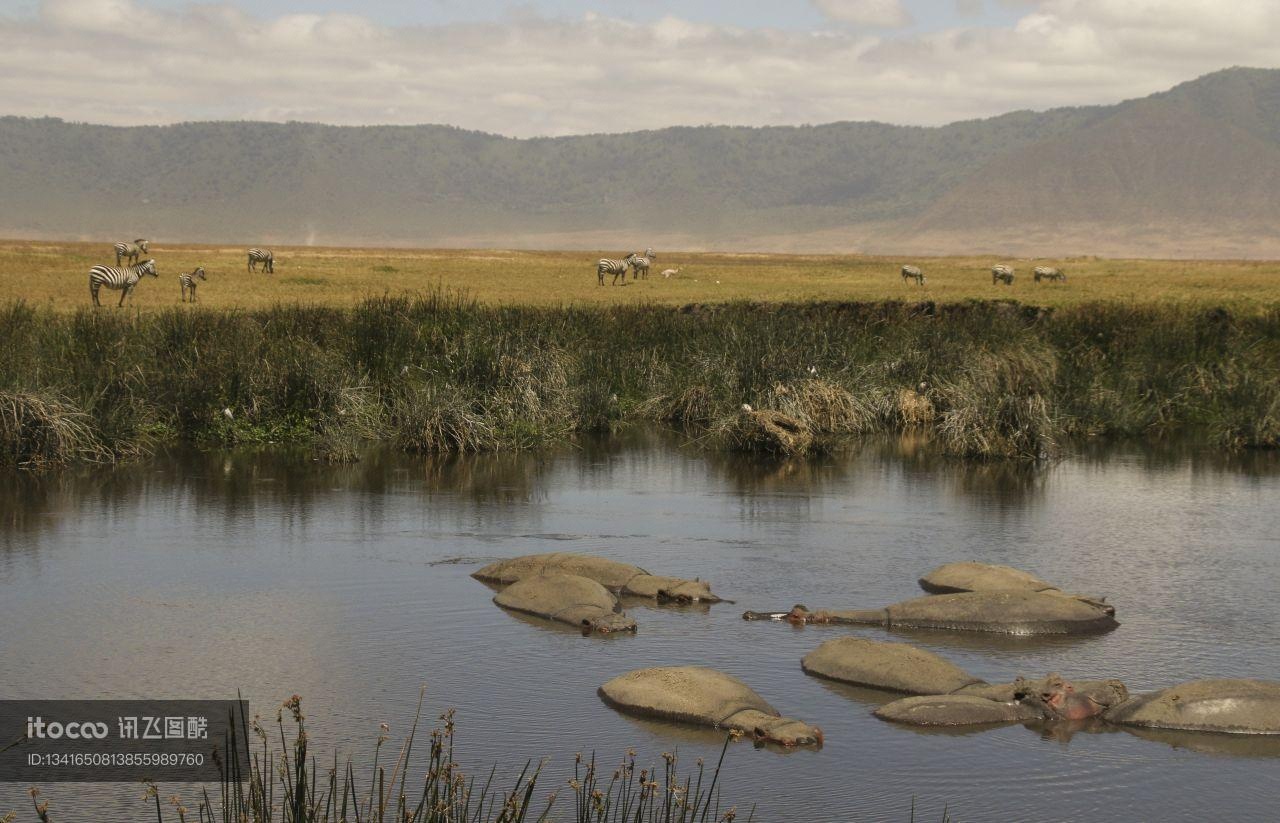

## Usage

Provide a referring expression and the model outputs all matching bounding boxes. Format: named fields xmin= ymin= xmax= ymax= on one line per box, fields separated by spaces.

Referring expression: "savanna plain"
xmin=7 ymin=239 xmax=1280 ymax=310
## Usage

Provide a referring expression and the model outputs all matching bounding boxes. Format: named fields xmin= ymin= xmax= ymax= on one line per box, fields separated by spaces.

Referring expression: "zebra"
xmin=991 ymin=265 xmax=1015 ymax=286
xmin=1034 ymin=266 xmax=1067 ymax=283
xmin=179 ymin=266 xmax=207 ymax=302
xmin=901 ymin=265 xmax=926 ymax=285
xmin=597 ymin=253 xmax=636 ymax=286
xmin=90 ymin=259 xmax=158 ymax=307
xmin=629 ymin=248 xmax=656 ymax=280
xmin=113 ymin=239 xmax=149 ymax=266
xmin=247 ymin=248 xmax=274 ymax=273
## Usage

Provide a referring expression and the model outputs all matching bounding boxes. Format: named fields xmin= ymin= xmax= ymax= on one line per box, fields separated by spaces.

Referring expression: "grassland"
xmin=5 ymin=240 xmax=1280 ymax=311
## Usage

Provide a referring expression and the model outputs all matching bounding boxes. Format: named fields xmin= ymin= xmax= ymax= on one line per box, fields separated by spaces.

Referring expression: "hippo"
xmin=598 ymin=666 xmax=823 ymax=747
xmin=493 ymin=573 xmax=636 ymax=634
xmin=743 ymin=591 xmax=1118 ymax=635
xmin=875 ymin=673 xmax=1127 ymax=728
xmin=875 ymin=694 xmax=1043 ymax=727
xmin=1104 ymin=679 xmax=1280 ymax=735
xmin=801 ymin=636 xmax=1128 ymax=721
xmin=918 ymin=562 xmax=1110 ymax=611
xmin=801 ymin=636 xmax=983 ymax=695
xmin=473 ymin=552 xmax=721 ymax=603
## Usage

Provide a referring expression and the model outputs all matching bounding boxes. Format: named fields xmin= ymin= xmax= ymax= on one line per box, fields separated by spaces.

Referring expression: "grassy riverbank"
xmin=1 ymin=294 xmax=1276 ymax=467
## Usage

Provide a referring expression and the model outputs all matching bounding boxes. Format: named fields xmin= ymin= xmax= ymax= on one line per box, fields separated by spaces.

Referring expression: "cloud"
xmin=813 ymin=0 xmax=912 ymax=27
xmin=1 ymin=0 xmax=1278 ymax=136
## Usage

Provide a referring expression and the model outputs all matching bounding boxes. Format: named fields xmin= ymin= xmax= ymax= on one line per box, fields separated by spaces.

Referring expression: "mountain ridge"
xmin=3 ymin=67 xmax=1279 ymax=257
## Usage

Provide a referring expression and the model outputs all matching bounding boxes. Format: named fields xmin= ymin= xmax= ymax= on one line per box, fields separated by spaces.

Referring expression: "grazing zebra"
xmin=1034 ymin=266 xmax=1067 ymax=283
xmin=901 ymin=264 xmax=926 ymax=285
xmin=247 ymin=248 xmax=274 ymax=273
xmin=991 ymin=265 xmax=1015 ymax=286
xmin=179 ymin=266 xmax=207 ymax=302
xmin=597 ymin=253 xmax=636 ymax=286
xmin=629 ymin=248 xmax=656 ymax=280
xmin=90 ymin=259 xmax=157 ymax=307
xmin=113 ymin=239 xmax=149 ymax=266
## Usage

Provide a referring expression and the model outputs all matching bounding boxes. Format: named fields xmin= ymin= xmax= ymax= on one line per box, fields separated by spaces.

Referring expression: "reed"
xmin=10 ymin=694 xmax=756 ymax=823
xmin=1 ymin=296 xmax=1276 ymax=465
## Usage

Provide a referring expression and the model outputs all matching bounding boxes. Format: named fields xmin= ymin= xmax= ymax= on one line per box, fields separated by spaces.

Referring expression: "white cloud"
xmin=813 ymin=0 xmax=913 ymax=27
xmin=1 ymin=0 xmax=1278 ymax=136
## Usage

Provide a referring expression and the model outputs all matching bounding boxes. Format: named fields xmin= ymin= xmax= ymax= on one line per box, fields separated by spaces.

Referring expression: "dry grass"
xmin=4 ymin=239 xmax=1280 ymax=311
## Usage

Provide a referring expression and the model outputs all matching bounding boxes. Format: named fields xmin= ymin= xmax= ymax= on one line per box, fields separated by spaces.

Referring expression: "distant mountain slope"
xmin=904 ymin=70 xmax=1280 ymax=253
xmin=3 ymin=68 xmax=1280 ymax=257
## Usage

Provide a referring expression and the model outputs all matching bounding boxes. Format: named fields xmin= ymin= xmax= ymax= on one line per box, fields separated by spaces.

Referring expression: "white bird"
xmin=807 ymin=365 xmax=818 ymax=376
xmin=741 ymin=403 xmax=753 ymax=413
xmin=661 ymin=268 xmax=680 ymax=278
xmin=223 ymin=408 xmax=234 ymax=420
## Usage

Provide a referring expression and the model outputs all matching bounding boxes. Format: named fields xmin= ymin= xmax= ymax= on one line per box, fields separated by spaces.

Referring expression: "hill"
xmin=3 ymin=68 xmax=1280 ymax=257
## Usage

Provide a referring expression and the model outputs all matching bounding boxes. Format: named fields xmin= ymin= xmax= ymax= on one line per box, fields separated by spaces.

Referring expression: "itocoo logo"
xmin=26 ymin=717 xmax=110 ymax=740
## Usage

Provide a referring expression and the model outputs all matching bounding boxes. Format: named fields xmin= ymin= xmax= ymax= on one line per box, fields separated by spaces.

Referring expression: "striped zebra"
xmin=1034 ymin=266 xmax=1066 ymax=283
xmin=991 ymin=265 xmax=1015 ymax=286
xmin=629 ymin=248 xmax=656 ymax=280
xmin=90 ymin=259 xmax=158 ymax=307
xmin=179 ymin=266 xmax=207 ymax=302
xmin=113 ymin=239 xmax=149 ymax=266
xmin=598 ymin=253 xmax=637 ymax=286
xmin=247 ymin=248 xmax=274 ymax=273
xmin=901 ymin=264 xmax=926 ymax=285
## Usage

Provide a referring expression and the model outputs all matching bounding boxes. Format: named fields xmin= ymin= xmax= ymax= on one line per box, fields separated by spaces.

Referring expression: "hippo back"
xmin=918 ymin=562 xmax=1057 ymax=595
xmin=1104 ymin=679 xmax=1280 ymax=734
xmin=475 ymin=552 xmax=646 ymax=588
xmin=885 ymin=591 xmax=1118 ymax=635
xmin=802 ymin=637 xmax=984 ymax=695
xmin=599 ymin=666 xmax=777 ymax=726
xmin=493 ymin=572 xmax=629 ymax=630
xmin=875 ymin=694 xmax=1043 ymax=727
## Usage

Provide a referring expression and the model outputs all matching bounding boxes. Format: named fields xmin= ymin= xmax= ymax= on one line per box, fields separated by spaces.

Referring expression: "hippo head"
xmin=584 ymin=612 xmax=638 ymax=634
xmin=1019 ymin=673 xmax=1125 ymax=721
xmin=731 ymin=710 xmax=824 ymax=748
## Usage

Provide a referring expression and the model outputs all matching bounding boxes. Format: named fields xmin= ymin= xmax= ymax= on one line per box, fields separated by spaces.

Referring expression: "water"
xmin=2 ymin=433 xmax=1279 ymax=821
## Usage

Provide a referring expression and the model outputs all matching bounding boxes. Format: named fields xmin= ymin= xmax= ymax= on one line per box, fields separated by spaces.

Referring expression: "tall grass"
xmin=1 ymin=295 xmax=1276 ymax=466
xmin=12 ymin=695 xmax=754 ymax=823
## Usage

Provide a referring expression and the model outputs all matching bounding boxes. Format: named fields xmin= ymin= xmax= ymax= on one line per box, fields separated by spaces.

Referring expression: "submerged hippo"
xmin=744 ymin=591 xmax=1118 ymax=635
xmin=875 ymin=673 xmax=1127 ymax=727
xmin=918 ymin=562 xmax=1110 ymax=611
xmin=598 ymin=666 xmax=823 ymax=747
xmin=803 ymin=637 xmax=1126 ymax=706
xmin=874 ymin=694 xmax=1043 ymax=727
xmin=1104 ymin=679 xmax=1280 ymax=735
xmin=474 ymin=552 xmax=722 ymax=603
xmin=493 ymin=573 xmax=636 ymax=634
xmin=801 ymin=636 xmax=983 ymax=695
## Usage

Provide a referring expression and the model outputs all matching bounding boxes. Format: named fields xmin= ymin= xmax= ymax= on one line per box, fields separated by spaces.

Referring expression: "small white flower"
xmin=223 ymin=408 xmax=234 ymax=420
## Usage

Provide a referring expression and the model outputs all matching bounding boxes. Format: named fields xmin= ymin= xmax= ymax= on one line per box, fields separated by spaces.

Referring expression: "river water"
xmin=1 ymin=433 xmax=1278 ymax=821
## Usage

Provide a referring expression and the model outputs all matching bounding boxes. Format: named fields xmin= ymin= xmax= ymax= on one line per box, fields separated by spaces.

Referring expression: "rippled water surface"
xmin=2 ymin=434 xmax=1279 ymax=821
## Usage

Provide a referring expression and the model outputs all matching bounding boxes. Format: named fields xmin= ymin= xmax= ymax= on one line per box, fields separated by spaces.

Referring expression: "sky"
xmin=0 ymin=0 xmax=1276 ymax=136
